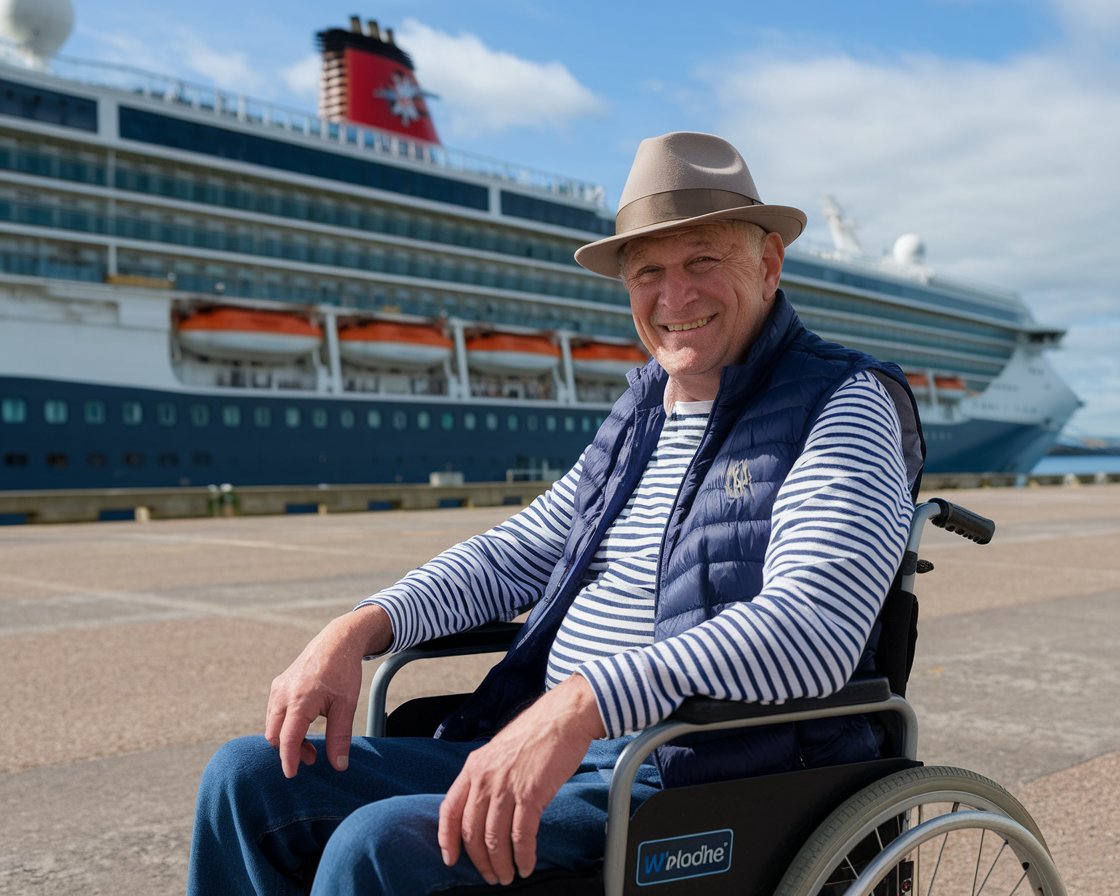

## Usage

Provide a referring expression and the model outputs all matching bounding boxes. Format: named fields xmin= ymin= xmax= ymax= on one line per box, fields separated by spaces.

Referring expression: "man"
xmin=189 ymin=132 xmax=923 ymax=895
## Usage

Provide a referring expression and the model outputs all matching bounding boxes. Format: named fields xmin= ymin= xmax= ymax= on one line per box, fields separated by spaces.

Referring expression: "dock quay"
xmin=2 ymin=484 xmax=1118 ymax=893
xmin=3 ymin=469 xmax=1120 ymax=525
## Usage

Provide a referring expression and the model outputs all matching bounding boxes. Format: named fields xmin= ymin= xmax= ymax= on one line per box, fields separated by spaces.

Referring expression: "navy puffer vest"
xmin=437 ymin=293 xmax=924 ymax=787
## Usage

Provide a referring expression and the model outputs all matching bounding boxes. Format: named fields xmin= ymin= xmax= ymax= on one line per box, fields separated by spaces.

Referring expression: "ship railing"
xmin=39 ymin=53 xmax=607 ymax=207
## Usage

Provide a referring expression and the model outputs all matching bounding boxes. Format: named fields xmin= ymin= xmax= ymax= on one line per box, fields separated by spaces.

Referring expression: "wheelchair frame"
xmin=365 ymin=499 xmax=1067 ymax=896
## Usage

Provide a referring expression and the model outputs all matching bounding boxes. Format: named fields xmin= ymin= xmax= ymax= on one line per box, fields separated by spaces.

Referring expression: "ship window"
xmin=222 ymin=405 xmax=241 ymax=427
xmin=157 ymin=403 xmax=177 ymax=425
xmin=564 ymin=416 xmax=575 ymax=432
xmin=527 ymin=416 xmax=539 ymax=432
xmin=86 ymin=452 xmax=107 ymax=468
xmin=339 ymin=409 xmax=355 ymax=429
xmin=545 ymin=416 xmax=557 ymax=432
xmin=367 ymin=409 xmax=382 ymax=429
xmin=190 ymin=404 xmax=210 ymax=426
xmin=507 ymin=415 xmax=519 ymax=432
xmin=284 ymin=407 xmax=301 ymax=428
xmin=1 ymin=398 xmax=26 ymax=423
xmin=123 ymin=452 xmax=144 ymax=466
xmin=0 ymin=79 xmax=98 ymax=132
xmin=463 ymin=412 xmax=476 ymax=431
xmin=254 ymin=407 xmax=272 ymax=427
xmin=47 ymin=453 xmax=69 ymax=469
xmin=191 ymin=452 xmax=213 ymax=466
xmin=84 ymin=400 xmax=106 ymax=424
xmin=391 ymin=411 xmax=407 ymax=430
xmin=311 ymin=408 xmax=328 ymax=429
xmin=44 ymin=399 xmax=69 ymax=424
xmin=118 ymin=400 xmax=141 ymax=425
xmin=485 ymin=413 xmax=498 ymax=431
xmin=582 ymin=417 xmax=593 ymax=432
xmin=441 ymin=412 xmax=455 ymax=431
xmin=416 ymin=411 xmax=431 ymax=430
xmin=158 ymin=452 xmax=179 ymax=466
xmin=4 ymin=452 xmax=28 ymax=467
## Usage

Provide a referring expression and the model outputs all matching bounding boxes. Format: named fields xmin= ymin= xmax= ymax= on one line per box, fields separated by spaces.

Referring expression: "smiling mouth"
xmin=665 ymin=316 xmax=712 ymax=332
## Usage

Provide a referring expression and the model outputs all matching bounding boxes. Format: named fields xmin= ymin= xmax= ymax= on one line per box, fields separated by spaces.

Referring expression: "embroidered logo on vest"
xmin=723 ymin=459 xmax=752 ymax=498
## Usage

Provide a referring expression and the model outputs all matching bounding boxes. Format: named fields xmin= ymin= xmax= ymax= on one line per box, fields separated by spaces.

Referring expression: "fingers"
xmin=439 ymin=768 xmax=531 ymax=887
xmin=277 ymin=708 xmax=315 ymax=778
xmin=437 ymin=776 xmax=466 ymax=870
xmin=323 ymin=695 xmax=357 ymax=772
xmin=511 ymin=802 xmax=541 ymax=880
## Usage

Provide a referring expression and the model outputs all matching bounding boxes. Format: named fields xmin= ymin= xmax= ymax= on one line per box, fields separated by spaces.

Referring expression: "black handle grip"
xmin=930 ymin=498 xmax=996 ymax=544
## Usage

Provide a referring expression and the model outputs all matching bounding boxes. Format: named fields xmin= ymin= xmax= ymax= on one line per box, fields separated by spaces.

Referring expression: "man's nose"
xmin=659 ymin=266 xmax=698 ymax=310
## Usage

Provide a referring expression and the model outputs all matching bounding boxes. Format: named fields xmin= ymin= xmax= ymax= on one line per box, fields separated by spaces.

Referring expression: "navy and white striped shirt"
xmin=359 ymin=370 xmax=912 ymax=737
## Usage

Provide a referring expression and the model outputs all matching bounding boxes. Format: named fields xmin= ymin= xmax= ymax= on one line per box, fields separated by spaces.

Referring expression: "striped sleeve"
xmin=576 ymin=371 xmax=913 ymax=737
xmin=355 ymin=455 xmax=584 ymax=653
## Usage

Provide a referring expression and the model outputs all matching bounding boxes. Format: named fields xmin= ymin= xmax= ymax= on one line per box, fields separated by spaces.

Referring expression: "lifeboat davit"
xmin=571 ymin=342 xmax=648 ymax=380
xmin=177 ymin=308 xmax=322 ymax=362
xmin=339 ymin=321 xmax=453 ymax=369
xmin=466 ymin=333 xmax=560 ymax=375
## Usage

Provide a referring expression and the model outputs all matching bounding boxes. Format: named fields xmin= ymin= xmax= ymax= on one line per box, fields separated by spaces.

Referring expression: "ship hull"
xmin=1 ymin=373 xmax=1062 ymax=490
xmin=0 ymin=375 xmax=597 ymax=490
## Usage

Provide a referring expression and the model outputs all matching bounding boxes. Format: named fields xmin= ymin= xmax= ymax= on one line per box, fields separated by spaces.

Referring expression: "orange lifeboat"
xmin=466 ymin=333 xmax=560 ymax=375
xmin=934 ymin=375 xmax=969 ymax=399
xmin=177 ymin=307 xmax=322 ymax=362
xmin=571 ymin=342 xmax=648 ymax=380
xmin=339 ymin=321 xmax=453 ymax=369
xmin=905 ymin=372 xmax=930 ymax=397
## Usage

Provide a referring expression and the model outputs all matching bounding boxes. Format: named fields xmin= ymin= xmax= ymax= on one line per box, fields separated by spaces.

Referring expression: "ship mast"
xmin=821 ymin=194 xmax=863 ymax=256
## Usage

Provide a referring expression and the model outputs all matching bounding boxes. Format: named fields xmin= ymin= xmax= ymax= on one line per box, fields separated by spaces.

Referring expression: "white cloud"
xmin=173 ymin=29 xmax=263 ymax=95
xmin=694 ymin=38 xmax=1119 ymax=434
xmin=394 ymin=19 xmax=608 ymax=139
xmin=280 ymin=52 xmax=320 ymax=104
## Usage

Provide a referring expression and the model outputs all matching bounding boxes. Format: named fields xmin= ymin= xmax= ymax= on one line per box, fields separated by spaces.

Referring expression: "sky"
xmin=49 ymin=0 xmax=1120 ymax=438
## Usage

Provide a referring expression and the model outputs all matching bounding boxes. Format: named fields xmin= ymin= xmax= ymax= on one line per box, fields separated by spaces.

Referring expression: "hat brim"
xmin=574 ymin=204 xmax=807 ymax=279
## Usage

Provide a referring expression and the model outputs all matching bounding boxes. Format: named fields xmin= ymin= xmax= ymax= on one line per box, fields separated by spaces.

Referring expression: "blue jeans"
xmin=188 ymin=734 xmax=661 ymax=895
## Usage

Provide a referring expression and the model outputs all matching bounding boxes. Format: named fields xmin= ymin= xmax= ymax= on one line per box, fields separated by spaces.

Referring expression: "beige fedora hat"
xmin=574 ymin=132 xmax=807 ymax=278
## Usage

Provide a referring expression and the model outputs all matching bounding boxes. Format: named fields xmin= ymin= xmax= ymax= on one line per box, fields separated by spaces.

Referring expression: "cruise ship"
xmin=0 ymin=9 xmax=1081 ymax=492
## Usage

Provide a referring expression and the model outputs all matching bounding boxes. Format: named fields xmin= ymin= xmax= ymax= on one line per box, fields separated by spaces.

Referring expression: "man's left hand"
xmin=437 ymin=674 xmax=607 ymax=885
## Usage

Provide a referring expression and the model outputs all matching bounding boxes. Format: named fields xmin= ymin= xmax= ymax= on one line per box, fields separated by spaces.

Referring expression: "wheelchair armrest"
xmin=668 ymin=676 xmax=893 ymax=725
xmin=399 ymin=621 xmax=523 ymax=658
xmin=365 ymin=622 xmax=523 ymax=737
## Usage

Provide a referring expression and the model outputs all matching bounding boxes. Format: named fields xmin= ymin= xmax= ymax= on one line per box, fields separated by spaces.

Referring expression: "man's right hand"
xmin=264 ymin=604 xmax=393 ymax=778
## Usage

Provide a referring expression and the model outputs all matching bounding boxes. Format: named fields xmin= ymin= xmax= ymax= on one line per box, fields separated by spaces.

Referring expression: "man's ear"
xmin=761 ymin=231 xmax=785 ymax=298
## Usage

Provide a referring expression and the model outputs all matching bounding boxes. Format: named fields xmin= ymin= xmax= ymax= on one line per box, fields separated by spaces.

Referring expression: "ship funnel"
xmin=316 ymin=18 xmax=441 ymax=144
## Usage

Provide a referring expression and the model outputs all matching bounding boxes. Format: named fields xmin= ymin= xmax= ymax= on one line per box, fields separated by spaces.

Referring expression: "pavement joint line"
xmin=110 ymin=531 xmax=378 ymax=556
xmin=0 ymin=573 xmax=336 ymax=632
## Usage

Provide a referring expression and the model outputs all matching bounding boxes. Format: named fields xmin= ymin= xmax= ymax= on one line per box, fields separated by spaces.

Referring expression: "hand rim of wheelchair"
xmin=771 ymin=765 xmax=1066 ymax=896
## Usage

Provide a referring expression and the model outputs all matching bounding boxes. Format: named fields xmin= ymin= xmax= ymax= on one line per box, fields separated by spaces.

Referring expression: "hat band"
xmin=615 ymin=189 xmax=761 ymax=235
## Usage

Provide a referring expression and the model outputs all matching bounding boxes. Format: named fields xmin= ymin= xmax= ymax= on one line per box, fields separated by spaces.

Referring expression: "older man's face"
xmin=622 ymin=223 xmax=784 ymax=402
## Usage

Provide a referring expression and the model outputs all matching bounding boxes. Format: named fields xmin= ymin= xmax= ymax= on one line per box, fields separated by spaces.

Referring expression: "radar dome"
xmin=0 ymin=0 xmax=74 ymax=66
xmin=892 ymin=233 xmax=926 ymax=266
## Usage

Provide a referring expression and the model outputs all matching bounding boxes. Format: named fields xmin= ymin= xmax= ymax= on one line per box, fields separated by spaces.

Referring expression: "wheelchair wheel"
xmin=774 ymin=765 xmax=1066 ymax=896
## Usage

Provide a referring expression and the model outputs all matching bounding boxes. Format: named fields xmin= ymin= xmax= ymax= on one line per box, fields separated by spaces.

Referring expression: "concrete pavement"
xmin=1 ymin=485 xmax=1117 ymax=893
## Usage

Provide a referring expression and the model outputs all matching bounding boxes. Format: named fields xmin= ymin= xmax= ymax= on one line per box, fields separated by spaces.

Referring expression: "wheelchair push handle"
xmin=929 ymin=498 xmax=995 ymax=544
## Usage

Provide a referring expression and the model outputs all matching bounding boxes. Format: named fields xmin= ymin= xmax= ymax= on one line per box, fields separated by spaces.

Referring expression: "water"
xmin=1031 ymin=454 xmax=1120 ymax=476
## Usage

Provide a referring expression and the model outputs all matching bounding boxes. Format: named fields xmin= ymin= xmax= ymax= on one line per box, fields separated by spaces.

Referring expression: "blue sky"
xmin=51 ymin=0 xmax=1120 ymax=437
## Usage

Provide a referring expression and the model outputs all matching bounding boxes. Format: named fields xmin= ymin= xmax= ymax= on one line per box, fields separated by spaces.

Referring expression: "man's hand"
xmin=437 ymin=674 xmax=607 ymax=885
xmin=264 ymin=604 xmax=392 ymax=778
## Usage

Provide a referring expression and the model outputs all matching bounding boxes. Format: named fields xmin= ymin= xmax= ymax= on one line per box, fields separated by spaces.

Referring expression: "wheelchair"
xmin=365 ymin=499 xmax=1067 ymax=895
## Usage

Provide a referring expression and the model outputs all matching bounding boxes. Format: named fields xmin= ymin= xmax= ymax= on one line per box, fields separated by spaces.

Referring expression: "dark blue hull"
xmin=1 ymin=376 xmax=1060 ymax=490
xmin=0 ymin=377 xmax=605 ymax=490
